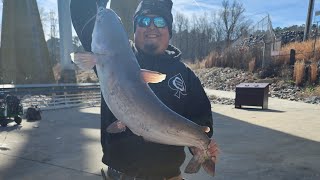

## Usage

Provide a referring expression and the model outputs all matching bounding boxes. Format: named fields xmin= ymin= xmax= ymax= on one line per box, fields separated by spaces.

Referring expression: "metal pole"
xmin=262 ymin=42 xmax=265 ymax=68
xmin=304 ymin=0 xmax=315 ymax=41
xmin=313 ymin=21 xmax=317 ymax=57
xmin=314 ymin=11 xmax=320 ymax=59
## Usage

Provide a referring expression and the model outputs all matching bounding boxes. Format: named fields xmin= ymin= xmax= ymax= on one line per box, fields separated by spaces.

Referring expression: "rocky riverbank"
xmin=75 ymin=66 xmax=320 ymax=105
xmin=193 ymin=67 xmax=320 ymax=105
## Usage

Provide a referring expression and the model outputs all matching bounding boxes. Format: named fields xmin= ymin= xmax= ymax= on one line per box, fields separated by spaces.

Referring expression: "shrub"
xmin=310 ymin=61 xmax=318 ymax=84
xmin=294 ymin=60 xmax=305 ymax=86
xmin=248 ymin=57 xmax=256 ymax=73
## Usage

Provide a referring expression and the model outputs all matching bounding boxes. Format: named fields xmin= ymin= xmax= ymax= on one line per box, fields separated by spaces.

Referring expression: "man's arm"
xmin=70 ymin=0 xmax=108 ymax=52
xmin=184 ymin=68 xmax=213 ymax=137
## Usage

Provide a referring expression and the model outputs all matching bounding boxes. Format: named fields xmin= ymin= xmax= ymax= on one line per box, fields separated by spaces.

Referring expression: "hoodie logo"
xmin=168 ymin=73 xmax=187 ymax=99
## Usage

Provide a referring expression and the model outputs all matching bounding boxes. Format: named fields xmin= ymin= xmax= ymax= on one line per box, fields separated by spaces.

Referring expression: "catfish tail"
xmin=184 ymin=149 xmax=215 ymax=177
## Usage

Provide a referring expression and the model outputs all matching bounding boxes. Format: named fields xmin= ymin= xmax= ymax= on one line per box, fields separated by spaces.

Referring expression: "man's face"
xmin=134 ymin=14 xmax=170 ymax=55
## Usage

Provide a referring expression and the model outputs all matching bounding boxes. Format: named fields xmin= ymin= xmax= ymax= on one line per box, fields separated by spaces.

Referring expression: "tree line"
xmin=170 ymin=0 xmax=250 ymax=63
xmin=40 ymin=0 xmax=316 ymax=66
xmin=40 ymin=0 xmax=250 ymax=65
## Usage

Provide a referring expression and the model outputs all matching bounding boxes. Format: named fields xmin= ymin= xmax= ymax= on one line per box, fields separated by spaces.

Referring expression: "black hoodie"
xmin=70 ymin=0 xmax=213 ymax=178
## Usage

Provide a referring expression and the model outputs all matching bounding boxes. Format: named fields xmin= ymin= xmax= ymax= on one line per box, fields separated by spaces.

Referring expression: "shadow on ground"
xmin=196 ymin=111 xmax=320 ymax=180
xmin=235 ymin=107 xmax=285 ymax=113
xmin=0 ymin=107 xmax=104 ymax=180
xmin=1 ymin=107 xmax=320 ymax=180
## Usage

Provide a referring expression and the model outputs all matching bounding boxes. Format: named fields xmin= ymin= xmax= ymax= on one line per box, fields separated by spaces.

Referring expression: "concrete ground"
xmin=204 ymin=89 xmax=320 ymax=180
xmin=0 ymin=89 xmax=320 ymax=180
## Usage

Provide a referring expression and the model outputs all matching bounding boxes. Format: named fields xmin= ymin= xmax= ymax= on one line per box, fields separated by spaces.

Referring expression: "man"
xmin=70 ymin=0 xmax=218 ymax=179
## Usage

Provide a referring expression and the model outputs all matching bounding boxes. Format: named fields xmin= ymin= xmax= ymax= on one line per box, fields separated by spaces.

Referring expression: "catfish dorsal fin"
xmin=70 ymin=52 xmax=97 ymax=70
xmin=140 ymin=69 xmax=166 ymax=84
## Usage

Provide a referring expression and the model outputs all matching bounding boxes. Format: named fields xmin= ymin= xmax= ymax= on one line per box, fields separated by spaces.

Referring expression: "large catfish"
xmin=71 ymin=6 xmax=215 ymax=176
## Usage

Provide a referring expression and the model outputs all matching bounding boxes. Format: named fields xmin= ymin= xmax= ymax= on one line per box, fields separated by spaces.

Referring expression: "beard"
xmin=143 ymin=43 xmax=159 ymax=55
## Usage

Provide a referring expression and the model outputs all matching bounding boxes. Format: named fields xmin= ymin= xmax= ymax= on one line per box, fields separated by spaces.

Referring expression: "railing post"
xmin=52 ymin=93 xmax=56 ymax=108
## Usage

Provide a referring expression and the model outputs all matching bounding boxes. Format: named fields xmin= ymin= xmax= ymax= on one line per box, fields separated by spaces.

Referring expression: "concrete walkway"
xmin=205 ymin=88 xmax=320 ymax=142
xmin=204 ymin=89 xmax=320 ymax=180
xmin=0 ymin=89 xmax=319 ymax=180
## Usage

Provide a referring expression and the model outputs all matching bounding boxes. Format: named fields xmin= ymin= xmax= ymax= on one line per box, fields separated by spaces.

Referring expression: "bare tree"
xmin=173 ymin=12 xmax=188 ymax=50
xmin=172 ymin=12 xmax=216 ymax=61
xmin=170 ymin=0 xmax=250 ymax=61
xmin=39 ymin=7 xmax=50 ymax=32
xmin=220 ymin=0 xmax=246 ymax=47
xmin=209 ymin=11 xmax=224 ymax=52
xmin=190 ymin=15 xmax=201 ymax=60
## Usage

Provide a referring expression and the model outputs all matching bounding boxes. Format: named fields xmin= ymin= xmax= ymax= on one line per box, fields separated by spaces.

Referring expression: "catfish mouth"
xmin=98 ymin=7 xmax=105 ymax=12
xmin=92 ymin=49 xmax=112 ymax=56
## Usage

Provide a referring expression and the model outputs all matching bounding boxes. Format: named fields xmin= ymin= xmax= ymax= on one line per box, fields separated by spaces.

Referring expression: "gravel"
xmin=193 ymin=67 xmax=320 ymax=105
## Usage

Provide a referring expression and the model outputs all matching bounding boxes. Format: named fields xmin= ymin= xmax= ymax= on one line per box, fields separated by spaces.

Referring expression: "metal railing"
xmin=0 ymin=83 xmax=101 ymax=111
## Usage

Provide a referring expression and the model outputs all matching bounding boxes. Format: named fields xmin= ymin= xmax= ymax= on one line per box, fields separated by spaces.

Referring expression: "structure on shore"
xmin=0 ymin=0 xmax=55 ymax=84
xmin=111 ymin=0 xmax=140 ymax=40
xmin=0 ymin=0 xmax=140 ymax=84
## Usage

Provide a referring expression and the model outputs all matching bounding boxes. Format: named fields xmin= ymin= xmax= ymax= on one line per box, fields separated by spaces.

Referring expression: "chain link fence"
xmin=233 ymin=15 xmax=278 ymax=68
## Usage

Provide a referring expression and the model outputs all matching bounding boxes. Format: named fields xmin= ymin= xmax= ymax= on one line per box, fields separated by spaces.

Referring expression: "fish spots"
xmin=108 ymin=84 xmax=131 ymax=116
xmin=109 ymin=89 xmax=115 ymax=96
xmin=166 ymin=127 xmax=183 ymax=136
xmin=108 ymin=71 xmax=116 ymax=88
xmin=140 ymin=122 xmax=150 ymax=132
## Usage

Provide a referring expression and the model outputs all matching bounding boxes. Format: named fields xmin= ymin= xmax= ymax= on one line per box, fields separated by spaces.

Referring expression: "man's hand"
xmin=202 ymin=127 xmax=219 ymax=162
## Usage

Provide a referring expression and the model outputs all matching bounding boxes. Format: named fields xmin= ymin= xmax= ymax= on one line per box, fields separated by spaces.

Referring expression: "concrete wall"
xmin=57 ymin=0 xmax=76 ymax=83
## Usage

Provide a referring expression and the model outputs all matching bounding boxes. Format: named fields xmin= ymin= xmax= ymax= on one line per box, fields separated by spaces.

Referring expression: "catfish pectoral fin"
xmin=140 ymin=69 xmax=166 ymax=83
xmin=106 ymin=120 xmax=127 ymax=133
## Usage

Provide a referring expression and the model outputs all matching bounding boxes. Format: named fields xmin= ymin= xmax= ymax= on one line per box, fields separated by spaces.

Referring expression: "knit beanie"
xmin=133 ymin=0 xmax=173 ymax=38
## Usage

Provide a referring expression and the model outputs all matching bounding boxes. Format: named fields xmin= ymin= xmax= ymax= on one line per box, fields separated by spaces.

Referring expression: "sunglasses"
xmin=136 ymin=15 xmax=167 ymax=28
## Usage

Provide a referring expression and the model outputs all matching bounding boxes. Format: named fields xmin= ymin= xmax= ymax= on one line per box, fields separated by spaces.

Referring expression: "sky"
xmin=0 ymin=0 xmax=320 ymax=39
xmin=172 ymin=0 xmax=320 ymax=28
